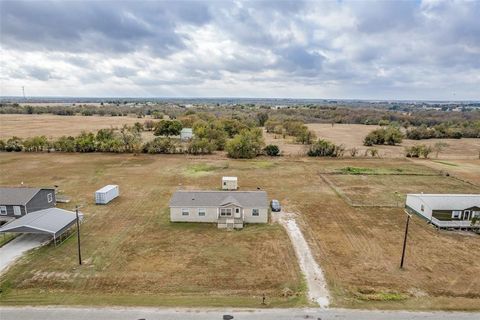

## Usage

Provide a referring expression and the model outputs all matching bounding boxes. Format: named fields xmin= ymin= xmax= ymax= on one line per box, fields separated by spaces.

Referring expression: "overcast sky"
xmin=1 ymin=0 xmax=479 ymax=100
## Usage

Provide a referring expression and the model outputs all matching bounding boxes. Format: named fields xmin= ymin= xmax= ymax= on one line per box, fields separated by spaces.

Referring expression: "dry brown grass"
xmin=265 ymin=123 xmax=480 ymax=159
xmin=0 ymin=154 xmax=478 ymax=310
xmin=0 ymin=114 xmax=150 ymax=139
xmin=0 ymin=153 xmax=304 ymax=307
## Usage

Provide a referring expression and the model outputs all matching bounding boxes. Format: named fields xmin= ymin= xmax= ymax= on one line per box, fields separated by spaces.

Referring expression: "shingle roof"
xmin=0 ymin=187 xmax=45 ymax=205
xmin=407 ymin=194 xmax=480 ymax=210
xmin=0 ymin=208 xmax=82 ymax=237
xmin=170 ymin=190 xmax=268 ymax=208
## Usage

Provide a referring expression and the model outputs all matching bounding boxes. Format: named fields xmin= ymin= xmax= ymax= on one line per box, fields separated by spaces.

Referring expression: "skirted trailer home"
xmin=0 ymin=187 xmax=56 ymax=221
xmin=406 ymin=194 xmax=480 ymax=230
xmin=169 ymin=190 xmax=268 ymax=229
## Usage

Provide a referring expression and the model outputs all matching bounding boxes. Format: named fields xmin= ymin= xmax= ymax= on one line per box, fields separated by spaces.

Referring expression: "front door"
xmin=234 ymin=207 xmax=241 ymax=218
xmin=462 ymin=210 xmax=471 ymax=220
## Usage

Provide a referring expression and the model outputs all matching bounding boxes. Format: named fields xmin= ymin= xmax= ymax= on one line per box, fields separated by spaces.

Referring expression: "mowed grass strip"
xmin=0 ymin=153 xmax=305 ymax=307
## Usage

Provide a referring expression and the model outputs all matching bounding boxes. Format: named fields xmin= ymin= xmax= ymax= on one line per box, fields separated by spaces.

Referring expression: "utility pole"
xmin=400 ymin=212 xmax=412 ymax=269
xmin=75 ymin=206 xmax=82 ymax=265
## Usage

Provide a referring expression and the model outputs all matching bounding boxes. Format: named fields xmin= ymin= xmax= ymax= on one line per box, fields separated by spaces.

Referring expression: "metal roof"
xmin=181 ymin=128 xmax=193 ymax=133
xmin=170 ymin=190 xmax=268 ymax=208
xmin=96 ymin=185 xmax=118 ymax=193
xmin=222 ymin=176 xmax=238 ymax=181
xmin=0 ymin=208 xmax=82 ymax=238
xmin=407 ymin=194 xmax=480 ymax=210
xmin=0 ymin=187 xmax=52 ymax=205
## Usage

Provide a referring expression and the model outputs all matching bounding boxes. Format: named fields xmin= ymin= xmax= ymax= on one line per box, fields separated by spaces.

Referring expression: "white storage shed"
xmin=222 ymin=177 xmax=238 ymax=190
xmin=95 ymin=185 xmax=119 ymax=204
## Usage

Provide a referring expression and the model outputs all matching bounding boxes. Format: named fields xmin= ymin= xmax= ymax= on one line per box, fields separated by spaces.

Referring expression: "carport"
xmin=0 ymin=208 xmax=83 ymax=246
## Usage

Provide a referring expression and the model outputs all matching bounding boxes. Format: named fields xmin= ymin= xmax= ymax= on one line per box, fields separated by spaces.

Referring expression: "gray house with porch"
xmin=169 ymin=190 xmax=268 ymax=229
xmin=405 ymin=194 xmax=480 ymax=230
xmin=0 ymin=187 xmax=56 ymax=220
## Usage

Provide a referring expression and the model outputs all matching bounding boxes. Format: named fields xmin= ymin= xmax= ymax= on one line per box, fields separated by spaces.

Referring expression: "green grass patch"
xmin=0 ymin=233 xmax=17 ymax=247
xmin=354 ymin=288 xmax=409 ymax=302
xmin=184 ymin=163 xmax=229 ymax=177
xmin=339 ymin=167 xmax=375 ymax=174
xmin=433 ymin=160 xmax=459 ymax=167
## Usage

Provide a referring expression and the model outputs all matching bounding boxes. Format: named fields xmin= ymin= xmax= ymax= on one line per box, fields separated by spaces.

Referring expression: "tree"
xmin=143 ymin=137 xmax=178 ymax=154
xmin=307 ymin=139 xmax=344 ymax=157
xmin=154 ymin=120 xmax=182 ymax=136
xmin=75 ymin=132 xmax=96 ymax=152
xmin=54 ymin=136 xmax=76 ymax=152
xmin=264 ymin=144 xmax=280 ymax=156
xmin=186 ymin=138 xmax=215 ymax=155
xmin=226 ymin=128 xmax=265 ymax=159
xmin=120 ymin=125 xmax=143 ymax=153
xmin=5 ymin=136 xmax=23 ymax=152
xmin=193 ymin=120 xmax=228 ymax=150
xmin=433 ymin=142 xmax=448 ymax=158
xmin=296 ymin=128 xmax=316 ymax=145
xmin=256 ymin=112 xmax=269 ymax=127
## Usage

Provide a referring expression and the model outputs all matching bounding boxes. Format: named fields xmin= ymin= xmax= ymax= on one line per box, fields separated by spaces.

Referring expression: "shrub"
xmin=364 ymin=126 xmax=403 ymax=146
xmin=226 ymin=128 xmax=265 ymax=159
xmin=186 ymin=138 xmax=215 ymax=155
xmin=307 ymin=139 xmax=344 ymax=157
xmin=405 ymin=144 xmax=433 ymax=158
xmin=143 ymin=137 xmax=178 ymax=154
xmin=264 ymin=144 xmax=280 ymax=156
xmin=154 ymin=120 xmax=182 ymax=136
xmin=5 ymin=136 xmax=23 ymax=152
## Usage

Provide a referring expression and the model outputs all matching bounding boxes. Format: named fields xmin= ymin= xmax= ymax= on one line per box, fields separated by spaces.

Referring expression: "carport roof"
xmin=0 ymin=208 xmax=82 ymax=238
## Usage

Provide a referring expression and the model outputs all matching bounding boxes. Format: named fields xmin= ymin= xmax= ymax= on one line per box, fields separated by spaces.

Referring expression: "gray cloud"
xmin=1 ymin=0 xmax=479 ymax=99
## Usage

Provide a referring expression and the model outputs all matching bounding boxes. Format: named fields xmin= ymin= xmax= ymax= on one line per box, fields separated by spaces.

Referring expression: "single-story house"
xmin=180 ymin=128 xmax=194 ymax=141
xmin=169 ymin=190 xmax=268 ymax=229
xmin=405 ymin=194 xmax=480 ymax=229
xmin=0 ymin=187 xmax=56 ymax=220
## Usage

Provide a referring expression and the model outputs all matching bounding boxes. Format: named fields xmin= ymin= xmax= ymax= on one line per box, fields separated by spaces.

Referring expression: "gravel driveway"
xmin=277 ymin=212 xmax=330 ymax=308
xmin=0 ymin=233 xmax=50 ymax=274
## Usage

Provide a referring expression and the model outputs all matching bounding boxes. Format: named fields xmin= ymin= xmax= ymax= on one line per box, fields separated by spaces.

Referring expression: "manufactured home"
xmin=0 ymin=187 xmax=56 ymax=220
xmin=222 ymin=176 xmax=238 ymax=190
xmin=405 ymin=194 xmax=480 ymax=230
xmin=169 ymin=190 xmax=268 ymax=229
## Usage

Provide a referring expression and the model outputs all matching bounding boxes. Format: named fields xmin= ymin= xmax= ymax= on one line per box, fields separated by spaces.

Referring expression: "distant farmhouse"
xmin=406 ymin=194 xmax=480 ymax=230
xmin=0 ymin=187 xmax=56 ymax=220
xmin=170 ymin=190 xmax=268 ymax=229
xmin=180 ymin=128 xmax=194 ymax=141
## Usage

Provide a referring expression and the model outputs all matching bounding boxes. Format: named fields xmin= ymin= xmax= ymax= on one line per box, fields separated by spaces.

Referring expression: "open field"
xmin=326 ymin=173 xmax=480 ymax=207
xmin=265 ymin=123 xmax=480 ymax=159
xmin=0 ymin=153 xmax=305 ymax=307
xmin=0 ymin=114 xmax=150 ymax=140
xmin=414 ymin=159 xmax=480 ymax=186
xmin=0 ymin=153 xmax=479 ymax=310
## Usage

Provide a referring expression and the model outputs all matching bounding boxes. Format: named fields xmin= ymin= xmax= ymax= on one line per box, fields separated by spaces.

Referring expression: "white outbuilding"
xmin=95 ymin=185 xmax=119 ymax=204
xmin=180 ymin=128 xmax=193 ymax=141
xmin=222 ymin=176 xmax=238 ymax=190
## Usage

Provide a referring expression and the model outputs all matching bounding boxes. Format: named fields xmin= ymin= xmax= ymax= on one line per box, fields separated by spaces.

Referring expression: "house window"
xmin=235 ymin=208 xmax=240 ymax=213
xmin=198 ymin=208 xmax=206 ymax=216
xmin=452 ymin=210 xmax=462 ymax=219
xmin=13 ymin=206 xmax=21 ymax=216
xmin=0 ymin=206 xmax=7 ymax=215
xmin=252 ymin=208 xmax=259 ymax=216
xmin=47 ymin=193 xmax=53 ymax=203
xmin=473 ymin=211 xmax=479 ymax=218
xmin=420 ymin=204 xmax=424 ymax=212
xmin=182 ymin=209 xmax=189 ymax=216
xmin=223 ymin=182 xmax=227 ymax=186
xmin=220 ymin=208 xmax=232 ymax=216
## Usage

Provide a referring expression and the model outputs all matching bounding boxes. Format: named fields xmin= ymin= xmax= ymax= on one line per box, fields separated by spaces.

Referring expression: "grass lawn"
xmin=0 ymin=153 xmax=306 ymax=308
xmin=0 ymin=154 xmax=479 ymax=310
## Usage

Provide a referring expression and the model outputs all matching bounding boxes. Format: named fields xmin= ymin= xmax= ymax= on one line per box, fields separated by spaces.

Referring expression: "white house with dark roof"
xmin=405 ymin=194 xmax=480 ymax=229
xmin=0 ymin=187 xmax=56 ymax=220
xmin=169 ymin=190 xmax=268 ymax=229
